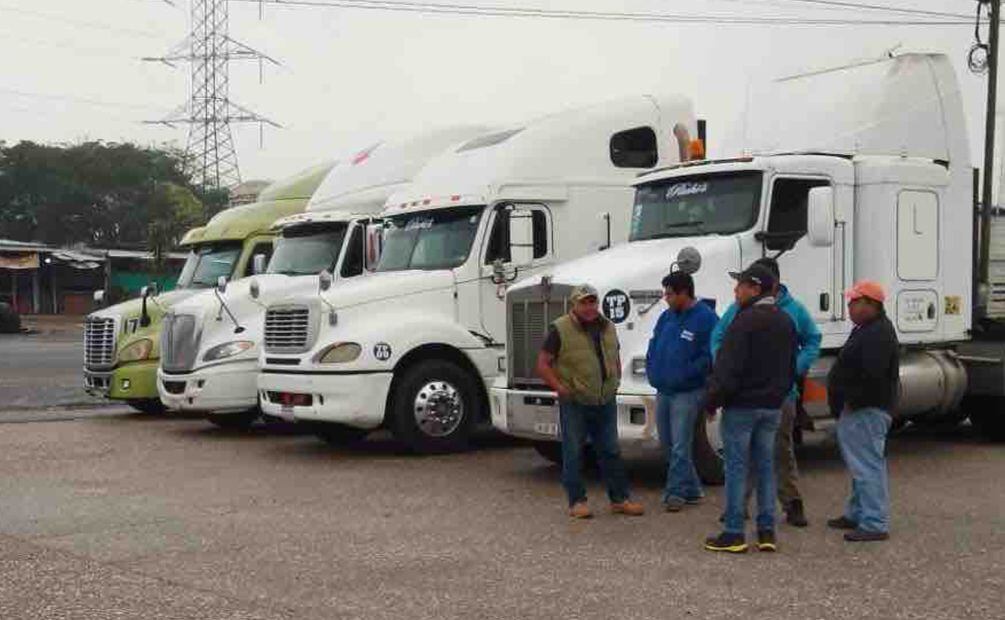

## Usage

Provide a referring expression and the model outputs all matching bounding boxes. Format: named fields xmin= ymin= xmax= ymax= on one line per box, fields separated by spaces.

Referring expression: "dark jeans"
xmin=655 ymin=388 xmax=704 ymax=502
xmin=559 ymin=400 xmax=630 ymax=507
xmin=721 ymin=407 xmax=782 ymax=534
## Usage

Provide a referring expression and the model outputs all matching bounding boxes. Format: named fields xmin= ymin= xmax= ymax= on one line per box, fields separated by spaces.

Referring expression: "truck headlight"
xmin=315 ymin=342 xmax=362 ymax=364
xmin=631 ymin=356 xmax=647 ymax=377
xmin=118 ymin=338 xmax=153 ymax=362
xmin=203 ymin=340 xmax=254 ymax=362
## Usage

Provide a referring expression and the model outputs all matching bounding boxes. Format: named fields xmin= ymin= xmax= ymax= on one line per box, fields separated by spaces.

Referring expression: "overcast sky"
xmin=0 ymin=0 xmax=994 ymax=184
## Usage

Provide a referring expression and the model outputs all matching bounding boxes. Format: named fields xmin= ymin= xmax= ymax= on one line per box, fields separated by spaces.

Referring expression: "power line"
xmin=0 ymin=85 xmax=172 ymax=112
xmin=0 ymin=3 xmax=164 ymax=38
xmin=232 ymin=0 xmax=977 ymax=25
xmin=767 ymin=0 xmax=973 ymax=20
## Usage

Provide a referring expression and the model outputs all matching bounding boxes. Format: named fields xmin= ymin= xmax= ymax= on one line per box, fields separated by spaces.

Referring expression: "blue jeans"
xmin=721 ymin=407 xmax=782 ymax=534
xmin=655 ymin=389 xmax=704 ymax=502
xmin=559 ymin=400 xmax=630 ymax=507
xmin=837 ymin=407 xmax=892 ymax=533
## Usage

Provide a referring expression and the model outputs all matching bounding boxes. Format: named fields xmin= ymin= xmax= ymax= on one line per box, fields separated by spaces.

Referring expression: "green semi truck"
xmin=83 ymin=162 xmax=334 ymax=413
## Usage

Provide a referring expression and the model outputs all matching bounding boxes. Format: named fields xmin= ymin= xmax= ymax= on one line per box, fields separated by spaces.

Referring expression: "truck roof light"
xmin=423 ymin=199 xmax=431 ymax=205
xmin=451 ymin=195 xmax=461 ymax=201
xmin=688 ymin=139 xmax=706 ymax=161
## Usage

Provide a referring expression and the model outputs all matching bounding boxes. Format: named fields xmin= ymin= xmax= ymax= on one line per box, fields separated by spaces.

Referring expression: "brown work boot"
xmin=569 ymin=501 xmax=593 ymax=519
xmin=610 ymin=500 xmax=645 ymax=516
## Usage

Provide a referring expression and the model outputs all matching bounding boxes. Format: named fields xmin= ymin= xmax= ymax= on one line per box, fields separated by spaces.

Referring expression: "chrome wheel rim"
xmin=413 ymin=380 xmax=464 ymax=438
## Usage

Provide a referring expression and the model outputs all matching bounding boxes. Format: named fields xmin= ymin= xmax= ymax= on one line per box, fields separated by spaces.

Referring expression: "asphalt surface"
xmin=0 ymin=330 xmax=105 ymax=410
xmin=0 ymin=410 xmax=1000 ymax=620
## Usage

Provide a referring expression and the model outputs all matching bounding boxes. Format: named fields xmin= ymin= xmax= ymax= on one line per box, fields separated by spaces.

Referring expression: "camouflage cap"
xmin=569 ymin=284 xmax=600 ymax=303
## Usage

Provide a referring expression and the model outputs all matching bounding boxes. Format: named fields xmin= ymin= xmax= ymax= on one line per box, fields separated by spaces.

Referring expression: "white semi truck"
xmin=492 ymin=53 xmax=1005 ymax=482
xmin=156 ymin=127 xmax=488 ymax=429
xmin=257 ymin=95 xmax=701 ymax=451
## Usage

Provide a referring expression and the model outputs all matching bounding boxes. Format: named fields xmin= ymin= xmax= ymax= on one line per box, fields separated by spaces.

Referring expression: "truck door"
xmin=479 ymin=204 xmax=551 ymax=341
xmin=761 ymin=176 xmax=836 ymax=322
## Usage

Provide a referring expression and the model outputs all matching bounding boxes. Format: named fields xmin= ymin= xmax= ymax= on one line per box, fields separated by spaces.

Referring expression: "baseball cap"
xmin=752 ymin=257 xmax=780 ymax=279
xmin=569 ymin=284 xmax=600 ymax=303
xmin=728 ymin=264 xmax=777 ymax=292
xmin=844 ymin=280 xmax=886 ymax=304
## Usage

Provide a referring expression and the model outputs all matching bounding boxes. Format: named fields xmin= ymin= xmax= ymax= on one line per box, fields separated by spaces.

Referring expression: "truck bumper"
xmin=83 ymin=368 xmax=113 ymax=398
xmin=490 ymin=386 xmax=659 ymax=444
xmin=157 ymin=360 xmax=258 ymax=413
xmin=108 ymin=361 xmax=160 ymax=400
xmin=257 ymin=371 xmax=392 ymax=429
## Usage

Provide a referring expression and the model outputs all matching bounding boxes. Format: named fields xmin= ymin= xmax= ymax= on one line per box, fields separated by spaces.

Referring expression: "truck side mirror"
xmin=216 ymin=276 xmax=228 ymax=294
xmin=507 ymin=207 xmax=535 ymax=268
xmin=252 ymin=253 xmax=267 ymax=275
xmin=93 ymin=289 xmax=105 ymax=305
xmin=364 ymin=222 xmax=384 ymax=271
xmin=807 ymin=186 xmax=835 ymax=247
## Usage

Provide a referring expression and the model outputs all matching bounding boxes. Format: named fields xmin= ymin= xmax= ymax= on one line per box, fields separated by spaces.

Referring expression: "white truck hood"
xmin=323 ymin=270 xmax=456 ymax=311
xmin=518 ymin=236 xmax=742 ymax=313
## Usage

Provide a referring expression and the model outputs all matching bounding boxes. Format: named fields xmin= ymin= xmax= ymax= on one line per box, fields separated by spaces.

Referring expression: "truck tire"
xmin=389 ymin=359 xmax=478 ymax=453
xmin=127 ymin=399 xmax=165 ymax=415
xmin=693 ymin=413 xmax=724 ymax=486
xmin=966 ymin=396 xmax=1005 ymax=442
xmin=313 ymin=422 xmax=369 ymax=447
xmin=207 ymin=408 xmax=259 ymax=430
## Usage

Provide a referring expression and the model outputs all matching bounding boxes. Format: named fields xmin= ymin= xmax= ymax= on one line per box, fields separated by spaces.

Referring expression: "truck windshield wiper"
xmin=664 ymin=220 xmax=705 ymax=229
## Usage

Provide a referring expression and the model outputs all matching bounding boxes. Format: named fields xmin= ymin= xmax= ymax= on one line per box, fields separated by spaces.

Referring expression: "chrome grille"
xmin=507 ymin=285 xmax=570 ymax=386
xmin=264 ymin=306 xmax=311 ymax=353
xmin=161 ymin=313 xmax=199 ymax=373
xmin=84 ymin=317 xmax=117 ymax=369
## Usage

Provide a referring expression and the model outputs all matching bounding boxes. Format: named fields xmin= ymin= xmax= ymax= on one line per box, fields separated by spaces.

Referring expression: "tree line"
xmin=0 ymin=140 xmax=230 ymax=259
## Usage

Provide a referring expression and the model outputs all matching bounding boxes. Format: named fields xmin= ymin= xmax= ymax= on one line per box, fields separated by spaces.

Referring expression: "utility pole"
xmin=144 ymin=0 xmax=280 ymax=190
xmin=980 ymin=0 xmax=1000 ymax=300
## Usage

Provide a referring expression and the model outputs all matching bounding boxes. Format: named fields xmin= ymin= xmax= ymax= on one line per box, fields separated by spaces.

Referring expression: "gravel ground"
xmin=0 ymin=412 xmax=1000 ymax=620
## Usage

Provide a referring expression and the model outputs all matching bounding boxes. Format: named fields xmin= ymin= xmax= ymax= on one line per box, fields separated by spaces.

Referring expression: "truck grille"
xmin=84 ymin=317 xmax=117 ymax=369
xmin=265 ymin=306 xmax=312 ymax=353
xmin=507 ymin=284 xmax=571 ymax=387
xmin=161 ymin=313 xmax=199 ymax=373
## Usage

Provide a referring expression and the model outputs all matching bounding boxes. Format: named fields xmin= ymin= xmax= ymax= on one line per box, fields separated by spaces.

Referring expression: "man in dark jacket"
xmin=536 ymin=284 xmax=645 ymax=519
xmin=703 ymin=264 xmax=796 ymax=554
xmin=827 ymin=280 xmax=899 ymax=542
xmin=646 ymin=271 xmax=718 ymax=512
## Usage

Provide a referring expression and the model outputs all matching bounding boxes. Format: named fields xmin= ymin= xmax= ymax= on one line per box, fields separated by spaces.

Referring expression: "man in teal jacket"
xmin=710 ymin=258 xmax=821 ymax=526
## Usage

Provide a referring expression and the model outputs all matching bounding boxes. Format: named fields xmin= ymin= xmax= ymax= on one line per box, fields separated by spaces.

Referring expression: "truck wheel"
xmin=127 ymin=399 xmax=165 ymax=415
xmin=207 ymin=408 xmax=259 ymax=430
xmin=533 ymin=441 xmax=562 ymax=465
xmin=313 ymin=422 xmax=369 ymax=447
xmin=693 ymin=413 xmax=724 ymax=486
xmin=390 ymin=359 xmax=478 ymax=453
xmin=967 ymin=396 xmax=1005 ymax=442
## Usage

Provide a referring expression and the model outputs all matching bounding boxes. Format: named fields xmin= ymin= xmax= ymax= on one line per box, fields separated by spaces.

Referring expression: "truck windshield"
xmin=376 ymin=206 xmax=484 ymax=272
xmin=630 ymin=171 xmax=762 ymax=241
xmin=267 ymin=223 xmax=349 ymax=276
xmin=176 ymin=242 xmax=243 ymax=289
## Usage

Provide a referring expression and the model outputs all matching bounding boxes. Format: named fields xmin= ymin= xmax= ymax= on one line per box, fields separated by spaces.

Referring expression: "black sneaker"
xmin=756 ymin=530 xmax=777 ymax=552
xmin=844 ymin=529 xmax=889 ymax=543
xmin=663 ymin=496 xmax=686 ymax=512
xmin=827 ymin=516 xmax=858 ymax=530
xmin=704 ymin=532 xmax=748 ymax=553
xmin=785 ymin=499 xmax=809 ymax=528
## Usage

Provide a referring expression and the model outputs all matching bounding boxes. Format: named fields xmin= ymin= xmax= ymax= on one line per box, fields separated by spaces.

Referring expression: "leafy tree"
xmin=0 ymin=140 xmax=216 ymax=250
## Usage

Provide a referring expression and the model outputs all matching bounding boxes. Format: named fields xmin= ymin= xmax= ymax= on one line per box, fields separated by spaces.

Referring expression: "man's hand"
xmin=555 ymin=383 xmax=572 ymax=401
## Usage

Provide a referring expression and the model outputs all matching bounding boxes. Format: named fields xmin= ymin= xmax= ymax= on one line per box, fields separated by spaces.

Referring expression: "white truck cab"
xmin=493 ymin=53 xmax=1005 ymax=479
xmin=257 ymin=94 xmax=700 ymax=451
xmin=156 ymin=127 xmax=487 ymax=428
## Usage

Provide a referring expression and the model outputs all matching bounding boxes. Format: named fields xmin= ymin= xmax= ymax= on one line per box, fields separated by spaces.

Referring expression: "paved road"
xmin=0 ymin=331 xmax=105 ymax=410
xmin=0 ymin=413 xmax=999 ymax=620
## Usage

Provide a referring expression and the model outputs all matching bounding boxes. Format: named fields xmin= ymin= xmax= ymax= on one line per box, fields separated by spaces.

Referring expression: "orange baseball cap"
xmin=844 ymin=280 xmax=886 ymax=304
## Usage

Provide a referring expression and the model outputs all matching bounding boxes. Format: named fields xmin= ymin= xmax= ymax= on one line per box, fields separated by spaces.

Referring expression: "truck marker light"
xmin=121 ymin=379 xmax=131 ymax=391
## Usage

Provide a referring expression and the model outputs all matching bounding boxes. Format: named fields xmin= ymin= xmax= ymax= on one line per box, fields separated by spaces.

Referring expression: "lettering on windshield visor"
xmin=665 ymin=181 xmax=708 ymax=199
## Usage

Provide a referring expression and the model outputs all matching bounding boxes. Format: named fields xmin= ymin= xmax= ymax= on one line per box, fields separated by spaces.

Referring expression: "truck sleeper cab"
xmin=156 ymin=127 xmax=489 ymax=429
xmin=493 ymin=53 xmax=1004 ymax=481
xmin=257 ymin=94 xmax=700 ymax=451
xmin=83 ymin=162 xmax=333 ymax=414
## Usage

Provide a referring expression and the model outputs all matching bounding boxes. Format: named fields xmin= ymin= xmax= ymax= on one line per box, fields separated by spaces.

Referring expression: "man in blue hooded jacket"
xmin=646 ymin=271 xmax=719 ymax=511
xmin=710 ymin=258 xmax=821 ymax=526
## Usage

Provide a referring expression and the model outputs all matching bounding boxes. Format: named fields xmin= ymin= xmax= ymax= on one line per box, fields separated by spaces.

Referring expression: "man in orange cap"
xmin=827 ymin=280 xmax=900 ymax=542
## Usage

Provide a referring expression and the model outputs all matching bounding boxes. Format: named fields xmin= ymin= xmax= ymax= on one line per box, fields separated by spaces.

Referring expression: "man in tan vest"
xmin=536 ymin=284 xmax=645 ymax=519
